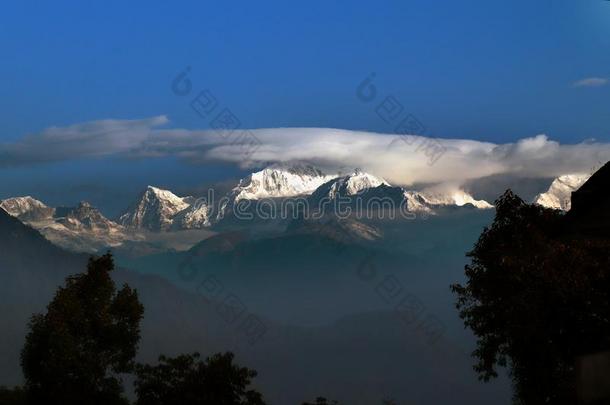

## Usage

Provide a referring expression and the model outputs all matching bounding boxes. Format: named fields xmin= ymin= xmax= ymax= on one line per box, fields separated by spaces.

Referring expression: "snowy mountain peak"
xmin=0 ymin=196 xmax=55 ymax=221
xmin=57 ymin=201 xmax=121 ymax=232
xmin=342 ymin=171 xmax=389 ymax=195
xmin=144 ymin=185 xmax=186 ymax=201
xmin=534 ymin=173 xmax=590 ymax=211
xmin=0 ymin=197 xmax=129 ymax=252
xmin=119 ymin=186 xmax=192 ymax=231
xmin=232 ymin=164 xmax=336 ymax=202
xmin=419 ymin=188 xmax=493 ymax=209
xmin=315 ymin=170 xmax=389 ymax=199
xmin=402 ymin=191 xmax=434 ymax=213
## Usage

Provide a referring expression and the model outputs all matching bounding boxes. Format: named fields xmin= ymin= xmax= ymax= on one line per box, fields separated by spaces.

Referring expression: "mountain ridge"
xmin=0 ymin=197 xmax=132 ymax=252
xmin=2 ymin=163 xmax=494 ymax=252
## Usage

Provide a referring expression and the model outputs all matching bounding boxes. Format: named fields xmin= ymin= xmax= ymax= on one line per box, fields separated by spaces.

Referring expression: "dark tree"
xmin=21 ymin=253 xmax=144 ymax=404
xmin=135 ymin=352 xmax=266 ymax=405
xmin=302 ymin=397 xmax=339 ymax=405
xmin=452 ymin=190 xmax=610 ymax=404
xmin=0 ymin=386 xmax=26 ymax=405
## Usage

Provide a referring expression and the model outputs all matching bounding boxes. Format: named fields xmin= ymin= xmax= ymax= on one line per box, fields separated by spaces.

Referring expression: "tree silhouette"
xmin=452 ymin=190 xmax=610 ymax=404
xmin=134 ymin=352 xmax=266 ymax=405
xmin=21 ymin=253 xmax=144 ymax=404
xmin=301 ymin=397 xmax=339 ymax=405
xmin=0 ymin=386 xmax=26 ymax=405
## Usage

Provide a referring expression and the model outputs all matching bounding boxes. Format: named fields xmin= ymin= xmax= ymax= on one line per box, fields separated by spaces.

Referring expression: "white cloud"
xmin=208 ymin=130 xmax=610 ymax=186
xmin=0 ymin=115 xmax=169 ymax=166
xmin=573 ymin=77 xmax=608 ymax=88
xmin=2 ymin=117 xmax=610 ymax=187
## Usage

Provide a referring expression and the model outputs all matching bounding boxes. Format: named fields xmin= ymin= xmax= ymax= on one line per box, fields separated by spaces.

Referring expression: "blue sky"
xmin=1 ymin=0 xmax=610 ymax=212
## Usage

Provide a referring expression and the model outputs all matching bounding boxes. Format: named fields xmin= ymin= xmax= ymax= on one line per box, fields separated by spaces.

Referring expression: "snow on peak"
xmin=144 ymin=185 xmax=188 ymax=202
xmin=308 ymin=172 xmax=492 ymax=214
xmin=420 ymin=188 xmax=493 ymax=209
xmin=232 ymin=164 xmax=335 ymax=202
xmin=342 ymin=170 xmax=389 ymax=195
xmin=57 ymin=201 xmax=121 ymax=232
xmin=0 ymin=197 xmax=129 ymax=253
xmin=534 ymin=173 xmax=590 ymax=211
xmin=0 ymin=196 xmax=54 ymax=221
xmin=173 ymin=199 xmax=213 ymax=229
xmin=319 ymin=170 xmax=390 ymax=199
xmin=402 ymin=191 xmax=434 ymax=213
xmin=119 ymin=186 xmax=192 ymax=230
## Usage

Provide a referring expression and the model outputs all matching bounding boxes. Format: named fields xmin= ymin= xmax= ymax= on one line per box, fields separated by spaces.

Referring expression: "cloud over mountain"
xmin=0 ymin=116 xmax=169 ymax=166
xmin=2 ymin=116 xmax=609 ymax=187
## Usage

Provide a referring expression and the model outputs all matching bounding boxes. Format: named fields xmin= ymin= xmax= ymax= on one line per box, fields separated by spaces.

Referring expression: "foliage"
xmin=0 ymin=386 xmax=26 ymax=405
xmin=452 ymin=190 xmax=610 ymax=404
xmin=20 ymin=253 xmax=144 ymax=404
xmin=302 ymin=398 xmax=339 ymax=405
xmin=134 ymin=352 xmax=266 ymax=405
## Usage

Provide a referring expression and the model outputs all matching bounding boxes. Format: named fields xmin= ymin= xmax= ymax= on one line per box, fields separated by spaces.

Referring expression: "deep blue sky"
xmin=1 ymin=0 xmax=610 ymax=213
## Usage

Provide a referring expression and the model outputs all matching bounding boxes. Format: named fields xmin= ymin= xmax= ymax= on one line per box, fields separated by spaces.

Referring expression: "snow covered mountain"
xmin=231 ymin=163 xmax=336 ymax=202
xmin=119 ymin=186 xmax=193 ymax=231
xmin=307 ymin=170 xmax=491 ymax=215
xmin=1 ymin=164 xmax=496 ymax=251
xmin=420 ymin=188 xmax=494 ymax=209
xmin=119 ymin=166 xmax=495 ymax=230
xmin=0 ymin=197 xmax=131 ymax=252
xmin=46 ymin=202 xmax=130 ymax=252
xmin=172 ymin=199 xmax=213 ymax=229
xmin=402 ymin=191 xmax=434 ymax=213
xmin=214 ymin=163 xmax=337 ymax=223
xmin=0 ymin=196 xmax=55 ymax=221
xmin=534 ymin=174 xmax=590 ymax=211
xmin=311 ymin=169 xmax=389 ymax=199
xmin=56 ymin=201 xmax=123 ymax=232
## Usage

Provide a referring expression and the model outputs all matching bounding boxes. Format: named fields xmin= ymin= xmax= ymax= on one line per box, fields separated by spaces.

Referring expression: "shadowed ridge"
xmin=566 ymin=161 xmax=610 ymax=237
xmin=0 ymin=206 xmax=75 ymax=261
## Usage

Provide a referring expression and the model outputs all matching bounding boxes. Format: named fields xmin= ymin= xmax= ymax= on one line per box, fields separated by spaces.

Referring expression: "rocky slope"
xmin=0 ymin=197 xmax=132 ymax=252
xmin=119 ymin=186 xmax=194 ymax=231
xmin=534 ymin=174 xmax=590 ymax=211
xmin=0 ymin=196 xmax=55 ymax=221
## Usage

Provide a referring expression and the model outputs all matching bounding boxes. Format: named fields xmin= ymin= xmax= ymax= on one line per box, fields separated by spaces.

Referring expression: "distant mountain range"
xmin=13 ymin=163 xmax=599 ymax=253
xmin=117 ymin=165 xmax=492 ymax=229
xmin=0 ymin=197 xmax=132 ymax=252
